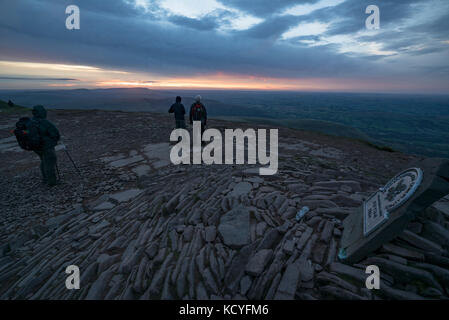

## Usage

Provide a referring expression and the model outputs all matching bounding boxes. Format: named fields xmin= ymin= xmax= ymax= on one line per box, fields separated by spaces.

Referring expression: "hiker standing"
xmin=189 ymin=95 xmax=207 ymax=135
xmin=31 ymin=105 xmax=61 ymax=186
xmin=168 ymin=96 xmax=186 ymax=129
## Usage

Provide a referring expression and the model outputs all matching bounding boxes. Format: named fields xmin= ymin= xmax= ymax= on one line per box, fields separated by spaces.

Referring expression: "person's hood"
xmin=32 ymin=105 xmax=47 ymax=119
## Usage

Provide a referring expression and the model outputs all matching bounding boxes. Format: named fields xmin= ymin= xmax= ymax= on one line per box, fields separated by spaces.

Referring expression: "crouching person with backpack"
xmin=14 ymin=105 xmax=61 ymax=186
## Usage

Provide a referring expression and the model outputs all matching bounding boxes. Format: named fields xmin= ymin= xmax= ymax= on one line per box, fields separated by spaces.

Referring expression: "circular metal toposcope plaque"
xmin=363 ymin=167 xmax=423 ymax=236
xmin=380 ymin=167 xmax=423 ymax=213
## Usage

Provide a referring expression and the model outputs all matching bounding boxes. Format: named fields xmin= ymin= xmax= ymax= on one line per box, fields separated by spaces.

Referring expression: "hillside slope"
xmin=0 ymin=99 xmax=28 ymax=113
xmin=2 ymin=88 xmax=448 ymax=158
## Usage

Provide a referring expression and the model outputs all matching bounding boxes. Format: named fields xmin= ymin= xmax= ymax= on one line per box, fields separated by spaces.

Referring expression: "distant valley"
xmin=1 ymin=88 xmax=448 ymax=158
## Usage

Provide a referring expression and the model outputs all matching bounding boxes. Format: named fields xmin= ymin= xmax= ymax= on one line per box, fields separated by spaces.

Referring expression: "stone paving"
xmin=0 ymin=110 xmax=448 ymax=300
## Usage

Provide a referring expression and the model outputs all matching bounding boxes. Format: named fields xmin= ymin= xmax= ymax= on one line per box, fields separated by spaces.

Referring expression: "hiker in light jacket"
xmin=189 ymin=95 xmax=207 ymax=135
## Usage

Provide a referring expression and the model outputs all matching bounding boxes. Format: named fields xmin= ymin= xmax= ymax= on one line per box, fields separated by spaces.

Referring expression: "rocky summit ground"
xmin=0 ymin=109 xmax=449 ymax=300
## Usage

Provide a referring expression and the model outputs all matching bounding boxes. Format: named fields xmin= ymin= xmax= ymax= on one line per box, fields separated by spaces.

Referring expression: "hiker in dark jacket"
xmin=168 ymin=96 xmax=186 ymax=129
xmin=189 ymin=95 xmax=207 ymax=135
xmin=32 ymin=105 xmax=60 ymax=186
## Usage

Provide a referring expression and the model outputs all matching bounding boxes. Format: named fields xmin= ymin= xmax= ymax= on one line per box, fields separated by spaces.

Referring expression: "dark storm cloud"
xmin=298 ymin=0 xmax=420 ymax=35
xmin=0 ymin=0 xmax=448 ymax=88
xmin=0 ymin=0 xmax=371 ymax=79
xmin=167 ymin=15 xmax=218 ymax=31
xmin=409 ymin=11 xmax=449 ymax=38
xmin=38 ymin=0 xmax=152 ymax=17
xmin=216 ymin=0 xmax=320 ymax=17
xmin=358 ymin=30 xmax=446 ymax=57
xmin=243 ymin=15 xmax=304 ymax=39
xmin=279 ymin=0 xmax=449 ymax=59
xmin=166 ymin=9 xmax=237 ymax=31
xmin=0 ymin=76 xmax=79 ymax=81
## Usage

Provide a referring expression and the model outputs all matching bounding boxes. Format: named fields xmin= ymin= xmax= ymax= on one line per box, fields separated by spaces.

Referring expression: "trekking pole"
xmin=60 ymin=142 xmax=82 ymax=177
xmin=55 ymin=162 xmax=61 ymax=180
xmin=65 ymin=149 xmax=82 ymax=177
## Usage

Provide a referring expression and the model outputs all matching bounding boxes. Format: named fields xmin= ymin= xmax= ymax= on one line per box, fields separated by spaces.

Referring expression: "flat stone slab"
xmin=274 ymin=259 xmax=302 ymax=300
xmin=110 ymin=189 xmax=143 ymax=203
xmin=310 ymin=147 xmax=343 ymax=159
xmin=143 ymin=143 xmax=171 ymax=161
xmin=246 ymin=249 xmax=273 ymax=276
xmin=245 ymin=176 xmax=264 ymax=184
xmin=0 ymin=136 xmax=22 ymax=152
xmin=242 ymin=168 xmax=260 ymax=176
xmin=89 ymin=219 xmax=111 ymax=234
xmin=132 ymin=165 xmax=151 ymax=177
xmin=0 ymin=136 xmax=17 ymax=144
xmin=205 ymin=226 xmax=217 ymax=242
xmin=433 ymin=201 xmax=449 ymax=218
xmin=101 ymin=154 xmax=125 ymax=163
xmin=315 ymin=180 xmax=361 ymax=192
xmin=229 ymin=182 xmax=252 ymax=197
xmin=0 ymin=143 xmax=22 ymax=153
xmin=280 ymin=142 xmax=312 ymax=152
xmin=109 ymin=155 xmax=144 ymax=168
xmin=45 ymin=214 xmax=71 ymax=228
xmin=218 ymin=206 xmax=250 ymax=249
xmin=152 ymin=159 xmax=171 ymax=169
xmin=93 ymin=201 xmax=115 ymax=211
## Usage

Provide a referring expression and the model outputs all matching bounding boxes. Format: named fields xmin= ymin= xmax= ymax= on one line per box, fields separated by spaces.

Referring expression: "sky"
xmin=0 ymin=0 xmax=448 ymax=93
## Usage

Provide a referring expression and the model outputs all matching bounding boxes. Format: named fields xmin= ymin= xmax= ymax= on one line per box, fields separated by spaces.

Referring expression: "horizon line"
xmin=1 ymin=86 xmax=449 ymax=96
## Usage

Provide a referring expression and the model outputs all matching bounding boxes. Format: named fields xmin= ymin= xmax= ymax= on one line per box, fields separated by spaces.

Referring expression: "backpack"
xmin=13 ymin=117 xmax=43 ymax=151
xmin=192 ymin=103 xmax=204 ymax=121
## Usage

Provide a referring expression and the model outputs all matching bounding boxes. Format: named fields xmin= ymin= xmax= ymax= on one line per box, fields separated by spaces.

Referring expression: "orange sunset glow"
xmin=95 ymin=76 xmax=323 ymax=91
xmin=1 ymin=59 xmax=447 ymax=93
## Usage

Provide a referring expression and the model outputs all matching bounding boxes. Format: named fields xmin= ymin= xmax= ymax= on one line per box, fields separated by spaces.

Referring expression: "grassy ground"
xmin=212 ymin=115 xmax=397 ymax=152
xmin=0 ymin=99 xmax=29 ymax=113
